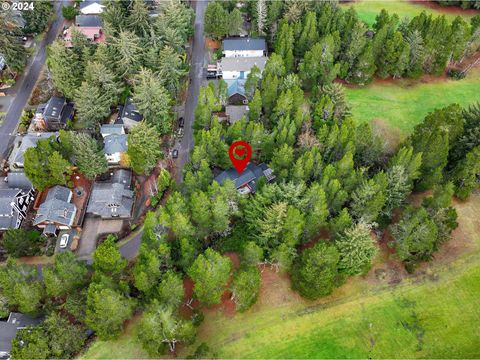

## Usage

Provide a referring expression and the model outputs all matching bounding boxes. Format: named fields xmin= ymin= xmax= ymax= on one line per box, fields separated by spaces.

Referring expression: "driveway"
xmin=0 ymin=0 xmax=67 ymax=161
xmin=76 ymin=217 xmax=124 ymax=260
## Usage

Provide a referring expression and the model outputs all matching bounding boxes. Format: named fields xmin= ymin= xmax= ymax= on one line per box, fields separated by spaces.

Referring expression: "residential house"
xmin=0 ymin=54 xmax=5 ymax=70
xmin=101 ymin=124 xmax=128 ymax=165
xmin=34 ymin=97 xmax=74 ymax=130
xmin=79 ymin=0 xmax=105 ymax=15
xmin=225 ymin=79 xmax=248 ymax=105
xmin=116 ymin=97 xmax=143 ymax=130
xmin=9 ymin=132 xmax=58 ymax=169
xmin=33 ymin=186 xmax=77 ymax=235
xmin=0 ymin=313 xmax=42 ymax=358
xmin=86 ymin=169 xmax=134 ymax=218
xmin=214 ymin=163 xmax=275 ymax=195
xmin=0 ymin=172 xmax=35 ymax=231
xmin=218 ymin=56 xmax=267 ymax=80
xmin=223 ymin=37 xmax=267 ymax=58
xmin=226 ymin=105 xmax=249 ymax=124
xmin=64 ymin=15 xmax=105 ymax=47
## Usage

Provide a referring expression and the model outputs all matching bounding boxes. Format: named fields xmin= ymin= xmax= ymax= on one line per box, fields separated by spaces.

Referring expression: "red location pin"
xmin=229 ymin=140 xmax=252 ymax=174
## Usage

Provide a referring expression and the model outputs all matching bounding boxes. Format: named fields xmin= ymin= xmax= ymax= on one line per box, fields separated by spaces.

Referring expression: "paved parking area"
xmin=55 ymin=229 xmax=78 ymax=253
xmin=76 ymin=216 xmax=124 ymax=258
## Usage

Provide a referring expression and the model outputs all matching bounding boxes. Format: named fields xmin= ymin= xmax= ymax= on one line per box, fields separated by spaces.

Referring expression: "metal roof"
xmin=223 ymin=37 xmax=267 ymax=52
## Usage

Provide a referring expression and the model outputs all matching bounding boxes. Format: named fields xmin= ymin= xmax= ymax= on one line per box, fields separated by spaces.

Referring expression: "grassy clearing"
xmin=345 ymin=67 xmax=480 ymax=135
xmin=79 ymin=315 xmax=149 ymax=359
xmin=340 ymin=0 xmax=477 ymax=27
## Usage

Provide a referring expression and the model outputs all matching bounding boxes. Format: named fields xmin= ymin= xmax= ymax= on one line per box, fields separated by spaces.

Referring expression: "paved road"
xmin=119 ymin=0 xmax=208 ymax=260
xmin=0 ymin=1 xmax=66 ymax=161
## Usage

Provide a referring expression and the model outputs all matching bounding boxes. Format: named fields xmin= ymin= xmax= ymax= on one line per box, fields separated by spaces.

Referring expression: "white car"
xmin=59 ymin=234 xmax=69 ymax=249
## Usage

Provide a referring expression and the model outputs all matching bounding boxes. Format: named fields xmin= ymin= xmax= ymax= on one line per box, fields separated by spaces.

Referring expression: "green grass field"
xmin=81 ymin=195 xmax=480 ymax=359
xmin=345 ymin=67 xmax=480 ymax=135
xmin=340 ymin=0 xmax=477 ymax=27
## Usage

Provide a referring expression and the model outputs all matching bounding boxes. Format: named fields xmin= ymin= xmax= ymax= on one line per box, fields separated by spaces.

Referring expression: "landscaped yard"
xmin=345 ymin=66 xmax=480 ymax=136
xmin=81 ymin=194 xmax=480 ymax=359
xmin=340 ymin=0 xmax=478 ymax=27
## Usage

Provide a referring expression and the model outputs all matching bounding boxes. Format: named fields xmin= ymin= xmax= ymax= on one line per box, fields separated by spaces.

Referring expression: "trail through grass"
xmin=345 ymin=67 xmax=480 ymax=135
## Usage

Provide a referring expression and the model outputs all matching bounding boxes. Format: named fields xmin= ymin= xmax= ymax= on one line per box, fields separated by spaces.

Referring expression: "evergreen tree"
xmin=204 ymin=2 xmax=228 ymax=39
xmin=291 ymin=242 xmax=340 ymax=299
xmin=127 ymin=121 xmax=163 ymax=174
xmin=230 ymin=267 xmax=261 ymax=312
xmin=347 ymin=43 xmax=376 ymax=85
xmin=335 ymin=223 xmax=378 ymax=276
xmin=449 ymin=146 xmax=480 ymax=200
xmin=133 ymin=68 xmax=172 ymax=133
xmin=47 ymin=41 xmax=83 ymax=98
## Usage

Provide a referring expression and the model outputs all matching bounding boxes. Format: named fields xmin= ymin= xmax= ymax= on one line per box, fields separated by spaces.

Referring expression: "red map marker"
xmin=229 ymin=141 xmax=252 ymax=174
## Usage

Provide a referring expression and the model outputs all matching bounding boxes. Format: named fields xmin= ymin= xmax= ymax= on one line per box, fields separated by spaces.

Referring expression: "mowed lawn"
xmin=345 ymin=67 xmax=480 ymax=135
xmin=340 ymin=0 xmax=477 ymax=27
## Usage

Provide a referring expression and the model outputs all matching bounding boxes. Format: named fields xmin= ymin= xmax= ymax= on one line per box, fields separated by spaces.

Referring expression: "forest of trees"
xmin=47 ymin=0 xmax=193 ymax=133
xmin=1 ymin=0 xmax=480 ymax=358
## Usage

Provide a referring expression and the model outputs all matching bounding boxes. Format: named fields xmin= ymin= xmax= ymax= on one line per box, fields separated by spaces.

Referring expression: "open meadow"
xmin=81 ymin=193 xmax=480 ymax=359
xmin=340 ymin=0 xmax=479 ymax=27
xmin=345 ymin=66 xmax=480 ymax=136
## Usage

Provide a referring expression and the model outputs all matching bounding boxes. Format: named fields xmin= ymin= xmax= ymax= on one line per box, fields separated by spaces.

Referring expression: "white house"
xmin=79 ymin=0 xmax=104 ymax=15
xmin=223 ymin=38 xmax=267 ymax=58
xmin=218 ymin=56 xmax=267 ymax=80
xmin=101 ymin=124 xmax=128 ymax=165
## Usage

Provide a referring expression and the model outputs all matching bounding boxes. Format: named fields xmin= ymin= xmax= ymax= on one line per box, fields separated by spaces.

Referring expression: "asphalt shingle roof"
xmin=219 ymin=56 xmax=267 ymax=72
xmin=33 ymin=186 xmax=76 ymax=227
xmin=223 ymin=37 xmax=267 ymax=52
xmin=75 ymin=15 xmax=102 ymax=27
xmin=87 ymin=169 xmax=134 ymax=218
xmin=104 ymin=134 xmax=128 ymax=154
xmin=0 ymin=313 xmax=42 ymax=353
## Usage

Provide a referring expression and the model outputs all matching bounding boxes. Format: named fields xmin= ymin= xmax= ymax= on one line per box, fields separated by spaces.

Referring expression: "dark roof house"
xmin=75 ymin=14 xmax=102 ymax=27
xmin=33 ymin=186 xmax=77 ymax=234
xmin=0 ymin=172 xmax=35 ymax=231
xmin=214 ymin=163 xmax=275 ymax=195
xmin=223 ymin=38 xmax=267 ymax=53
xmin=0 ymin=312 xmax=42 ymax=357
xmin=117 ymin=97 xmax=143 ymax=130
xmin=34 ymin=97 xmax=74 ymax=130
xmin=86 ymin=169 xmax=134 ymax=218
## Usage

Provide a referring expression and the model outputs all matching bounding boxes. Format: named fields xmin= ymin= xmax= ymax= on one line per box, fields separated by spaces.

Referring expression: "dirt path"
xmin=411 ymin=0 xmax=480 ymax=16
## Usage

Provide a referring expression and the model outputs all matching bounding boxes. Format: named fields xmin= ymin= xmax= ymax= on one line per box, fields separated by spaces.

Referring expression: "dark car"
xmin=172 ymin=149 xmax=179 ymax=158
xmin=178 ymin=117 xmax=184 ymax=128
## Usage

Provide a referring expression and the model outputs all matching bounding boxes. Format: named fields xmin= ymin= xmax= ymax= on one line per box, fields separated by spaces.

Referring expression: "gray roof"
xmin=10 ymin=132 xmax=58 ymax=168
xmin=104 ymin=134 xmax=128 ymax=154
xmin=6 ymin=172 xmax=33 ymax=190
xmin=100 ymin=124 xmax=125 ymax=137
xmin=43 ymin=97 xmax=66 ymax=120
xmin=75 ymin=15 xmax=102 ymax=27
xmin=223 ymin=38 xmax=266 ymax=52
xmin=121 ymin=97 xmax=143 ymax=123
xmin=0 ymin=189 xmax=20 ymax=216
xmin=214 ymin=163 xmax=273 ymax=192
xmin=219 ymin=56 xmax=267 ymax=72
xmin=87 ymin=170 xmax=134 ymax=218
xmin=33 ymin=186 xmax=76 ymax=227
xmin=0 ymin=313 xmax=42 ymax=353
xmin=226 ymin=105 xmax=248 ymax=124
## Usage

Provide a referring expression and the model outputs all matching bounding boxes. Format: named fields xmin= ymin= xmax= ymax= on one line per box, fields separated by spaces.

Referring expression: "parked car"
xmin=172 ymin=149 xmax=179 ymax=158
xmin=59 ymin=234 xmax=69 ymax=248
xmin=178 ymin=117 xmax=184 ymax=128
